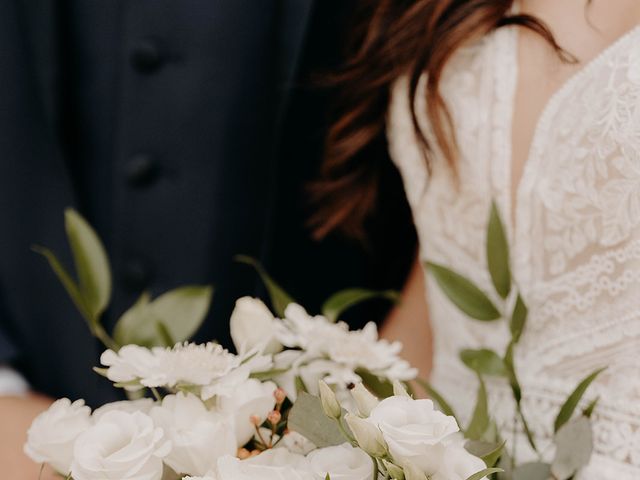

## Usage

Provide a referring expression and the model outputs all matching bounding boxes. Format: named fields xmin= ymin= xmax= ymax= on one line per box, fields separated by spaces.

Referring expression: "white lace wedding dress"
xmin=387 ymin=24 xmax=640 ymax=479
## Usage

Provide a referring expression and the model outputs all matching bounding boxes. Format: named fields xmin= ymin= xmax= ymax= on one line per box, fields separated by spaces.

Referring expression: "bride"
xmin=312 ymin=0 xmax=640 ymax=478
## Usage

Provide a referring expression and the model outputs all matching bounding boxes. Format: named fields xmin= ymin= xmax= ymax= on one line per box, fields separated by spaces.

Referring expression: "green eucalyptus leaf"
xmin=147 ymin=285 xmax=213 ymax=344
xmin=288 ymin=392 xmax=346 ymax=447
xmin=466 ymin=468 xmax=503 ymax=480
xmin=554 ymin=367 xmax=606 ymax=433
xmin=414 ymin=378 xmax=458 ymax=421
xmin=235 ymin=255 xmax=294 ymax=317
xmin=465 ymin=440 xmax=506 ymax=468
xmin=356 ymin=369 xmax=394 ymax=398
xmin=510 ymin=294 xmax=528 ymax=344
xmin=32 ymin=246 xmax=91 ymax=322
xmin=487 ymin=201 xmax=511 ymax=299
xmin=551 ymin=417 xmax=593 ymax=480
xmin=322 ymin=288 xmax=399 ymax=323
xmin=465 ymin=376 xmax=490 ymax=440
xmin=460 ymin=349 xmax=508 ymax=377
xmin=64 ymin=208 xmax=112 ymax=320
xmin=512 ymin=462 xmax=551 ymax=480
xmin=113 ymin=292 xmax=154 ymax=346
xmin=426 ymin=262 xmax=501 ymax=321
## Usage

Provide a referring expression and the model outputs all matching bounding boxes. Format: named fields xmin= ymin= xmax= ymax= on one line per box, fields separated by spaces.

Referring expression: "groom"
xmin=0 ymin=0 xmax=417 ymax=477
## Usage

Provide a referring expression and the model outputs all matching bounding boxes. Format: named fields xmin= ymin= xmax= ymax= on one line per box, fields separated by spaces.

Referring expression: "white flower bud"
xmin=351 ymin=383 xmax=379 ymax=417
xmin=318 ymin=380 xmax=342 ymax=419
xmin=392 ymin=380 xmax=411 ymax=398
xmin=344 ymin=413 xmax=387 ymax=458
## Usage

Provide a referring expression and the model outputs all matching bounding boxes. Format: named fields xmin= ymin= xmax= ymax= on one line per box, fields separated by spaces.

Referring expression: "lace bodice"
xmin=387 ymin=25 xmax=640 ymax=478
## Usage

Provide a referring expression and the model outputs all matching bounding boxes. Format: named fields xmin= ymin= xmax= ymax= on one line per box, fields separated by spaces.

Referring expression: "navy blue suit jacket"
xmin=0 ymin=0 xmax=416 ymax=405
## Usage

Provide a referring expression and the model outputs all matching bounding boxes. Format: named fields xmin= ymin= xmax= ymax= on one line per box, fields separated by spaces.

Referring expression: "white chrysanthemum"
xmin=160 ymin=342 xmax=240 ymax=387
xmin=275 ymin=304 xmax=347 ymax=356
xmin=100 ymin=343 xmax=249 ymax=393
xmin=100 ymin=345 xmax=166 ymax=391
xmin=328 ymin=322 xmax=417 ymax=381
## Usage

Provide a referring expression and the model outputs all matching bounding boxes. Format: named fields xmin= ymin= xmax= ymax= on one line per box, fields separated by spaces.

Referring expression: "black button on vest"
xmin=125 ymin=154 xmax=160 ymax=187
xmin=130 ymin=39 xmax=164 ymax=73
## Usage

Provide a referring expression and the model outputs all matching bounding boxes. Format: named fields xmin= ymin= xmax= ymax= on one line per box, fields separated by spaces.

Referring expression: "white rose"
xmin=431 ymin=443 xmax=487 ymax=480
xmin=307 ymin=443 xmax=373 ymax=480
xmin=24 ymin=398 xmax=91 ymax=475
xmin=367 ymin=396 xmax=459 ymax=475
xmin=216 ymin=378 xmax=277 ymax=445
xmin=216 ymin=448 xmax=313 ymax=480
xmin=71 ymin=410 xmax=170 ymax=480
xmin=230 ymin=297 xmax=282 ymax=354
xmin=93 ymin=398 xmax=155 ymax=420
xmin=151 ymin=392 xmax=236 ymax=476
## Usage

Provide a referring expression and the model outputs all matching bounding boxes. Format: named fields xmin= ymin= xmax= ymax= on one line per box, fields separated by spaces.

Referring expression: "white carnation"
xmin=24 ymin=398 xmax=91 ymax=475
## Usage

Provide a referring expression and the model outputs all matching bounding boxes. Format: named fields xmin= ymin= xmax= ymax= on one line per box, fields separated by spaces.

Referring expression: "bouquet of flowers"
xmin=24 ymin=210 xmax=494 ymax=480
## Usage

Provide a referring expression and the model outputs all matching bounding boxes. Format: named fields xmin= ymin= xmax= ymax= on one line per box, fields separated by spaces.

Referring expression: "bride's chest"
xmin=416 ymin=28 xmax=640 ymax=289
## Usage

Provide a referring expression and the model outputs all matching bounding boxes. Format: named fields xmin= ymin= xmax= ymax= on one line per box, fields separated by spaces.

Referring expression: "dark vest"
xmin=0 ymin=0 xmax=416 ymax=405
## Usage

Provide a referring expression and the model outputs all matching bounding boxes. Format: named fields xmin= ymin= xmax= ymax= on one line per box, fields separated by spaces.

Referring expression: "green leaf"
xmin=512 ymin=462 xmax=551 ymax=480
xmin=113 ymin=292 xmax=154 ymax=346
xmin=322 ymin=288 xmax=399 ymax=323
xmin=113 ymin=286 xmax=212 ymax=347
xmin=414 ymin=378 xmax=458 ymax=421
xmin=510 ymin=294 xmax=528 ymax=344
xmin=465 ymin=440 xmax=506 ymax=468
xmin=64 ymin=208 xmax=112 ymax=320
xmin=487 ymin=201 xmax=511 ymax=299
xmin=460 ymin=349 xmax=508 ymax=377
xmin=32 ymin=246 xmax=91 ymax=322
xmin=356 ymin=369 xmax=394 ymax=398
xmin=288 ymin=392 xmax=346 ymax=448
xmin=147 ymin=286 xmax=213 ymax=343
xmin=554 ymin=367 xmax=606 ymax=433
xmin=551 ymin=417 xmax=593 ymax=480
xmin=235 ymin=255 xmax=294 ymax=317
xmin=155 ymin=321 xmax=176 ymax=347
xmin=582 ymin=397 xmax=599 ymax=419
xmin=426 ymin=262 xmax=501 ymax=321
xmin=465 ymin=376 xmax=490 ymax=440
xmin=466 ymin=468 xmax=503 ymax=480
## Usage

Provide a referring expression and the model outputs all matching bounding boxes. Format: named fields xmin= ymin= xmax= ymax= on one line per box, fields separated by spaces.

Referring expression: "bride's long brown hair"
xmin=310 ymin=0 xmax=567 ymax=240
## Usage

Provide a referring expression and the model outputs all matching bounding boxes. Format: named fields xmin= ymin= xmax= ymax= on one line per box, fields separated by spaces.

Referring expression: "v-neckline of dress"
xmin=497 ymin=23 xmax=640 ymax=290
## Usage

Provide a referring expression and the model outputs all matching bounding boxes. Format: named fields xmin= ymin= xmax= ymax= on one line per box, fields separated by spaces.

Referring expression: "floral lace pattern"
xmin=387 ymin=24 xmax=640 ymax=479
